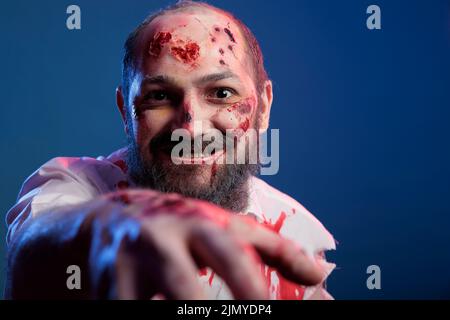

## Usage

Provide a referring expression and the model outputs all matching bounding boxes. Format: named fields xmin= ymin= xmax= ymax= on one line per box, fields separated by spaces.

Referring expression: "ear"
xmin=116 ymin=86 xmax=129 ymax=136
xmin=258 ymin=80 xmax=273 ymax=133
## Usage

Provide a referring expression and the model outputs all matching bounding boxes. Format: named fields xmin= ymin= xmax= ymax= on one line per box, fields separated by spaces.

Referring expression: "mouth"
xmin=170 ymin=148 xmax=225 ymax=165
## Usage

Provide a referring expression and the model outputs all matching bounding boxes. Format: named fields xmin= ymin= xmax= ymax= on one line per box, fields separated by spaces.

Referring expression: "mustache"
xmin=149 ymin=130 xmax=234 ymax=155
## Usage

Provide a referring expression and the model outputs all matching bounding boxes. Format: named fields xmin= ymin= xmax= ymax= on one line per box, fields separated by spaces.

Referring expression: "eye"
xmin=215 ymin=88 xmax=233 ymax=99
xmin=206 ymin=87 xmax=240 ymax=105
xmin=144 ymin=90 xmax=169 ymax=102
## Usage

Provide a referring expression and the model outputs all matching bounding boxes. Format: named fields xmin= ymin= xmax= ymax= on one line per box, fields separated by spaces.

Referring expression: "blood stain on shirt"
xmin=261 ymin=211 xmax=286 ymax=233
xmin=261 ymin=212 xmax=306 ymax=300
xmin=113 ymin=159 xmax=128 ymax=173
xmin=208 ymin=271 xmax=216 ymax=286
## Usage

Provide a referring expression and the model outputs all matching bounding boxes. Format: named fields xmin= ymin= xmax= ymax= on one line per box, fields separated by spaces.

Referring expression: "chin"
xmin=164 ymin=162 xmax=217 ymax=186
xmin=128 ymin=143 xmax=254 ymax=212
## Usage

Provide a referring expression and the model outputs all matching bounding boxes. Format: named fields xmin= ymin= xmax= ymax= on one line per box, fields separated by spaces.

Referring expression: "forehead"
xmin=149 ymin=8 xmax=237 ymax=42
xmin=133 ymin=8 xmax=253 ymax=83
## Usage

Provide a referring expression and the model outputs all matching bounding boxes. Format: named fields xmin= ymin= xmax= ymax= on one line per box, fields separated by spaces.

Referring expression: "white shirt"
xmin=6 ymin=147 xmax=336 ymax=300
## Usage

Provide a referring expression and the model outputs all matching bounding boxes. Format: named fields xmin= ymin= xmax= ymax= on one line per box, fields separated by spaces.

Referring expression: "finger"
xmin=150 ymin=293 xmax=166 ymax=300
xmin=228 ymin=215 xmax=326 ymax=286
xmin=115 ymin=246 xmax=141 ymax=299
xmin=139 ymin=232 xmax=206 ymax=300
xmin=190 ymin=222 xmax=269 ymax=300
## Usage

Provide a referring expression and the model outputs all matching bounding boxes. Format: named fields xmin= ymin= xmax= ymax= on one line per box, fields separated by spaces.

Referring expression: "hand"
xmin=86 ymin=189 xmax=326 ymax=299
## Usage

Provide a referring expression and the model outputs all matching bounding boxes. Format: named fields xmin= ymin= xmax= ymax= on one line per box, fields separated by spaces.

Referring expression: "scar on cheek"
xmin=219 ymin=59 xmax=227 ymax=66
xmin=239 ymin=118 xmax=250 ymax=132
xmin=219 ymin=48 xmax=225 ymax=55
xmin=226 ymin=97 xmax=255 ymax=115
xmin=148 ymin=31 xmax=172 ymax=57
xmin=184 ymin=112 xmax=192 ymax=123
xmin=225 ymin=98 xmax=254 ymax=132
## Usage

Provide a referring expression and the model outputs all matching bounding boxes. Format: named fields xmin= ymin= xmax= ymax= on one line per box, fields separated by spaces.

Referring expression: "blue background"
xmin=1 ymin=0 xmax=449 ymax=299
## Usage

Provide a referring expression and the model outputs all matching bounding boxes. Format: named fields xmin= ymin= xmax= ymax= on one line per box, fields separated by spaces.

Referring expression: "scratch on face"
xmin=184 ymin=112 xmax=192 ymax=123
xmin=170 ymin=41 xmax=200 ymax=64
xmin=148 ymin=28 xmax=201 ymax=66
xmin=148 ymin=31 xmax=172 ymax=57
xmin=224 ymin=27 xmax=236 ymax=43
xmin=226 ymin=97 xmax=255 ymax=115
xmin=239 ymin=118 xmax=250 ymax=132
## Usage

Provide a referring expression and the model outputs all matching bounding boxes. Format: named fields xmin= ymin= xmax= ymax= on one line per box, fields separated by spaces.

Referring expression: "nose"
xmin=171 ymin=93 xmax=211 ymax=136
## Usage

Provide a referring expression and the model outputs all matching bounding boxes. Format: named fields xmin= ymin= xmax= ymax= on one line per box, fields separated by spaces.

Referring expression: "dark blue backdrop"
xmin=1 ymin=0 xmax=449 ymax=299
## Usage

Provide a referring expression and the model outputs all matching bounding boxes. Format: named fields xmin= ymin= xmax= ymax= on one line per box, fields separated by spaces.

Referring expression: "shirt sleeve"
xmin=304 ymin=285 xmax=334 ymax=300
xmin=5 ymin=156 xmax=120 ymax=246
xmin=303 ymin=250 xmax=335 ymax=300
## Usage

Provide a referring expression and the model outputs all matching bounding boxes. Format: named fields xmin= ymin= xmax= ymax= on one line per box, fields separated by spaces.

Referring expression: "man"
xmin=5 ymin=0 xmax=335 ymax=299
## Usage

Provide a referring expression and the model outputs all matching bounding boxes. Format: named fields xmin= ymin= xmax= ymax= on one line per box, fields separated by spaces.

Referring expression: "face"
xmin=117 ymin=8 xmax=272 ymax=212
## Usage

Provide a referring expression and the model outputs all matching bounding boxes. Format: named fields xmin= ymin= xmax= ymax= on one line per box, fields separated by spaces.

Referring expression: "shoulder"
xmin=19 ymin=152 xmax=128 ymax=196
xmin=249 ymin=176 xmax=336 ymax=255
xmin=6 ymin=150 xmax=129 ymax=244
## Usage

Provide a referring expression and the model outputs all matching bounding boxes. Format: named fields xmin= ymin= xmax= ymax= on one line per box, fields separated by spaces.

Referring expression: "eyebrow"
xmin=194 ymin=71 xmax=239 ymax=85
xmin=141 ymin=71 xmax=240 ymax=87
xmin=142 ymin=74 xmax=177 ymax=86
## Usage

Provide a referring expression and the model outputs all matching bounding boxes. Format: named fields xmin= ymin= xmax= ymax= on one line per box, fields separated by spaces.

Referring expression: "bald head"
xmin=121 ymin=0 xmax=268 ymax=107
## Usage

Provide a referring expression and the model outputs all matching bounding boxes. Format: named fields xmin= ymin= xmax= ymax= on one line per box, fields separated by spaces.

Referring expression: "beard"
xmin=126 ymin=127 xmax=260 ymax=213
